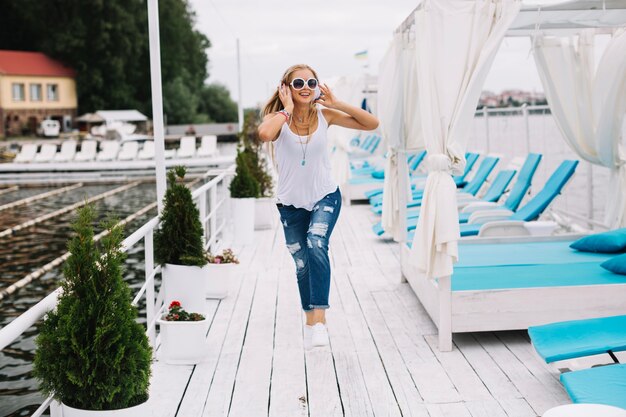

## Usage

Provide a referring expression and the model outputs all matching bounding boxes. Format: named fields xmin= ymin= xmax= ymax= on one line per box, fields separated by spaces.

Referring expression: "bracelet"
xmin=278 ymin=109 xmax=290 ymax=121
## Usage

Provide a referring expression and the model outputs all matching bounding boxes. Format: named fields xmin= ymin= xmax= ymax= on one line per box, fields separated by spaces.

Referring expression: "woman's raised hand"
xmin=315 ymin=84 xmax=338 ymax=109
xmin=278 ymin=84 xmax=294 ymax=113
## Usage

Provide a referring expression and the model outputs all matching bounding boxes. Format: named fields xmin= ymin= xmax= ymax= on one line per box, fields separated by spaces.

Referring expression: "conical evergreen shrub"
xmin=154 ymin=166 xmax=207 ymax=267
xmin=240 ymin=112 xmax=273 ymax=197
xmin=229 ymin=149 xmax=260 ymax=198
xmin=33 ymin=205 xmax=152 ymax=410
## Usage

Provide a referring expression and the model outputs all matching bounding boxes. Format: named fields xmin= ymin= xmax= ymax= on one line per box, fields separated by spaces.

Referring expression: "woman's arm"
xmin=318 ymin=84 xmax=379 ymax=131
xmin=258 ymin=85 xmax=294 ymax=142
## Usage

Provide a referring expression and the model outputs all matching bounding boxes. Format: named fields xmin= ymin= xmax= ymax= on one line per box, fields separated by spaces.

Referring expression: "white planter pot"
xmin=157 ymin=317 xmax=208 ymax=365
xmin=232 ymin=197 xmax=255 ymax=244
xmin=162 ymin=263 xmax=208 ymax=314
xmin=205 ymin=263 xmax=239 ymax=299
xmin=254 ymin=197 xmax=276 ymax=230
xmin=61 ymin=399 xmax=149 ymax=417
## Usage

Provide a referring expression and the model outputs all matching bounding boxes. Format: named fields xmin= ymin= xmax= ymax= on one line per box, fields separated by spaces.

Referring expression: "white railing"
xmin=0 ymin=164 xmax=235 ymax=416
xmin=474 ymin=104 xmax=550 ymax=155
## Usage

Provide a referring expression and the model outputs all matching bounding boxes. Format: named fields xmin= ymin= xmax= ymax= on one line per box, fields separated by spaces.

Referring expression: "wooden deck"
xmin=147 ymin=203 xmax=573 ymax=417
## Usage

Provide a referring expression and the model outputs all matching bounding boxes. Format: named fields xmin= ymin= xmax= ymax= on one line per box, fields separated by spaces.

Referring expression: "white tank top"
xmin=274 ymin=109 xmax=338 ymax=211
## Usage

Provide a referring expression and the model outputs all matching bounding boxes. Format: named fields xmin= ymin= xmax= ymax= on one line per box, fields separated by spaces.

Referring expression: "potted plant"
xmin=33 ymin=205 xmax=152 ymax=416
xmin=205 ymin=249 xmax=240 ymax=299
xmin=156 ymin=301 xmax=207 ymax=365
xmin=229 ymin=150 xmax=260 ymax=244
xmin=240 ymin=112 xmax=275 ymax=230
xmin=155 ymin=166 xmax=208 ymax=314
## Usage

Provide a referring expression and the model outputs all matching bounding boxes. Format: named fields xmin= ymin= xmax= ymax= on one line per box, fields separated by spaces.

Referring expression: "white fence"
xmin=469 ymin=105 xmax=615 ymax=229
xmin=0 ymin=165 xmax=235 ymax=416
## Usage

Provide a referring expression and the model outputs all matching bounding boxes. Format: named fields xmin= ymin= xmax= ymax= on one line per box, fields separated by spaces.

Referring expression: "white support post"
xmin=522 ymin=103 xmax=530 ymax=155
xmin=237 ymin=38 xmax=244 ymax=133
xmin=210 ymin=186 xmax=218 ymax=253
xmin=438 ymin=275 xmax=453 ymax=351
xmin=587 ymin=162 xmax=594 ymax=227
xmin=147 ymin=0 xmax=167 ymax=213
xmin=145 ymin=229 xmax=156 ymax=348
xmin=397 ymin=148 xmax=409 ymax=283
xmin=483 ymin=109 xmax=490 ymax=154
xmin=198 ymin=192 xmax=207 ymax=245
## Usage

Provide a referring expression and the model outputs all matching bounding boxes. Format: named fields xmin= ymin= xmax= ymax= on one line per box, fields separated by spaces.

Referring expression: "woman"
xmin=258 ymin=64 xmax=378 ymax=348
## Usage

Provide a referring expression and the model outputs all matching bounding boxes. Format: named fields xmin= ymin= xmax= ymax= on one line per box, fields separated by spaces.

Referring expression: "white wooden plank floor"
xmin=147 ymin=203 xmax=571 ymax=417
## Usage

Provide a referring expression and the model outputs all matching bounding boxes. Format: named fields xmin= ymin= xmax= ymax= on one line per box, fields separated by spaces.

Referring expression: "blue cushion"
xmin=570 ymin=229 xmax=626 ymax=253
xmin=601 ymin=253 xmax=626 ymax=275
xmin=371 ymin=169 xmax=385 ymax=179
xmin=528 ymin=315 xmax=626 ymax=363
xmin=561 ymin=364 xmax=626 ymax=409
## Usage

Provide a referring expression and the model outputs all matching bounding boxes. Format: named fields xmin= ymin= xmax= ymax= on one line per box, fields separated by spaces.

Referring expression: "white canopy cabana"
xmin=387 ymin=0 xmax=626 ymax=351
xmin=533 ymin=29 xmax=626 ymax=227
xmin=378 ymin=33 xmax=413 ymax=241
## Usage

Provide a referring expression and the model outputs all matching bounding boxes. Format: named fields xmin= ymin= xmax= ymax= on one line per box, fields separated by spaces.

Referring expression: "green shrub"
xmin=229 ymin=150 xmax=260 ymax=198
xmin=154 ymin=166 xmax=207 ymax=267
xmin=33 ymin=205 xmax=152 ymax=410
xmin=240 ymin=112 xmax=273 ymax=197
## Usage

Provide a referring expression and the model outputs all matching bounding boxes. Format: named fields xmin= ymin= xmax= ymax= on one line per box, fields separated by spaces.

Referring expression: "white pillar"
xmin=147 ymin=0 xmax=167 ymax=213
xmin=237 ymin=38 xmax=244 ymax=133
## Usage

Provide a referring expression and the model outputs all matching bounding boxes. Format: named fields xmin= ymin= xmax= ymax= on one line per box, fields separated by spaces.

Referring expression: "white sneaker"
xmin=303 ymin=325 xmax=314 ymax=350
xmin=311 ymin=323 xmax=329 ymax=347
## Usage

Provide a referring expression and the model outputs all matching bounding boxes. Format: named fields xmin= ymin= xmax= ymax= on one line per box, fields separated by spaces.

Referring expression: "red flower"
xmin=169 ymin=300 xmax=181 ymax=309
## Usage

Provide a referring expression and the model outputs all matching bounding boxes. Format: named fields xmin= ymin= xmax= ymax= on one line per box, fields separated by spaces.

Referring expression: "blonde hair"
xmin=263 ymin=64 xmax=321 ymax=166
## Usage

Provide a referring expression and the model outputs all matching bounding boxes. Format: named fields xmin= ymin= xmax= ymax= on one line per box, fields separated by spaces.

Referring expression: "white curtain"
xmin=409 ymin=0 xmax=521 ymax=278
xmin=379 ymin=33 xmax=407 ymax=239
xmin=533 ymin=29 xmax=626 ymax=228
xmin=327 ymin=75 xmax=366 ymax=186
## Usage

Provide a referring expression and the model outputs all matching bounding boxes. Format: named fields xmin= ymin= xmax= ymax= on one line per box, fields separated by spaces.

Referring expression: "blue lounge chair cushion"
xmin=456 ymin=241 xmax=610 ymax=268
xmin=570 ymin=228 xmax=626 ymax=253
xmin=601 ymin=253 xmax=626 ymax=275
xmin=528 ymin=315 xmax=626 ymax=363
xmin=560 ymin=364 xmax=626 ymax=409
xmin=450 ymin=262 xmax=626 ymax=291
xmin=372 ymin=169 xmax=385 ymax=179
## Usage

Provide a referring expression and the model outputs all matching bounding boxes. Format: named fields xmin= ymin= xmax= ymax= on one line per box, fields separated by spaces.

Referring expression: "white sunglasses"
xmin=290 ymin=78 xmax=318 ymax=90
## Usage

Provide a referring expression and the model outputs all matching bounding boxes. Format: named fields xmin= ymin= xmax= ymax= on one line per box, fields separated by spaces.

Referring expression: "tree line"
xmin=0 ymin=0 xmax=238 ymax=124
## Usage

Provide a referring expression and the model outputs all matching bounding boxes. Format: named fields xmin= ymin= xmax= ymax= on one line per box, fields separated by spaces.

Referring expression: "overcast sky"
xmin=187 ymin=0 xmax=577 ymax=108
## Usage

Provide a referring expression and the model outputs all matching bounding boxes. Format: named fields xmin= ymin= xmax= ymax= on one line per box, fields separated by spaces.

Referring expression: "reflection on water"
xmin=0 ymin=182 xmax=160 ymax=417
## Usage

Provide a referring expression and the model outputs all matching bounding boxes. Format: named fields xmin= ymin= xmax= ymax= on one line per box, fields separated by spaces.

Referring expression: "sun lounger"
xmin=373 ymin=169 xmax=516 ymax=236
xmin=33 ymin=144 xmax=58 ymax=163
xmin=53 ymin=140 xmax=77 ymax=162
xmin=459 ymin=153 xmax=542 ymax=223
xmin=459 ymin=160 xmax=578 ymax=237
xmin=560 ymin=364 xmax=626 ymax=409
xmin=177 ymin=136 xmax=196 ymax=158
xmin=14 ymin=144 xmax=38 ymax=163
xmin=74 ymin=140 xmax=98 ymax=162
xmin=117 ymin=141 xmax=139 ymax=161
xmin=197 ymin=135 xmax=218 ymax=157
xmin=371 ymin=155 xmax=498 ymax=214
xmin=366 ymin=152 xmax=480 ymax=203
xmin=529 ymin=315 xmax=626 ymax=363
xmin=137 ymin=141 xmax=155 ymax=160
xmin=400 ymin=235 xmax=626 ymax=351
xmin=96 ymin=141 xmax=120 ymax=161
xmin=344 ymin=150 xmax=427 ymax=202
xmin=528 ymin=314 xmax=626 ymax=409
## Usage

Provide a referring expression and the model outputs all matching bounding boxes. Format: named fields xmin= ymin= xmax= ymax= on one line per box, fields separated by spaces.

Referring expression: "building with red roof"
xmin=0 ymin=50 xmax=77 ymax=137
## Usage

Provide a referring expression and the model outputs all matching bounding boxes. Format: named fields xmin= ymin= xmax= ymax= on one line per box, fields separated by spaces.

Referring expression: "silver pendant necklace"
xmin=293 ymin=116 xmax=310 ymax=166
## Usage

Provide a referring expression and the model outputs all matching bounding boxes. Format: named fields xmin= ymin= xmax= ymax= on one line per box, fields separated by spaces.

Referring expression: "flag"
xmin=354 ymin=50 xmax=368 ymax=60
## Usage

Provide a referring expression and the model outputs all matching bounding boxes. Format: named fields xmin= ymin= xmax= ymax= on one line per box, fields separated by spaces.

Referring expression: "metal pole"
xmin=147 ymin=0 xmax=167 ymax=213
xmin=522 ymin=103 xmax=530 ymax=154
xmin=237 ymin=38 xmax=244 ymax=133
xmin=483 ymin=108 xmax=490 ymax=154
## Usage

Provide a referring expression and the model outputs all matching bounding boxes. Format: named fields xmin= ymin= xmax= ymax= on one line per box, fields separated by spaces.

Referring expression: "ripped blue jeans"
xmin=277 ymin=187 xmax=342 ymax=311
